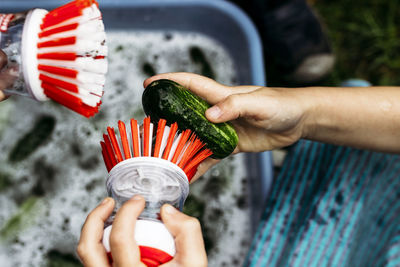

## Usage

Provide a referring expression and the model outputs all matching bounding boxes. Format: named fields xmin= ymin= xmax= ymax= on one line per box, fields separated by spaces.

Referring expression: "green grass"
xmin=313 ymin=0 xmax=400 ymax=86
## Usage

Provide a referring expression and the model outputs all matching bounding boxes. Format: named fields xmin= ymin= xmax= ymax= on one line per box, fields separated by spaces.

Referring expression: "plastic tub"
xmin=0 ymin=0 xmax=273 ymax=265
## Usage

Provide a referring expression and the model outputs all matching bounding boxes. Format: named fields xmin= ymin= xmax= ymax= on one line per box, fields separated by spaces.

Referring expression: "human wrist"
xmin=292 ymin=87 xmax=321 ymax=140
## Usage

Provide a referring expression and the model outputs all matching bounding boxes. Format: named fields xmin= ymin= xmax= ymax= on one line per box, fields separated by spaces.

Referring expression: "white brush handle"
xmin=22 ymin=9 xmax=49 ymax=101
xmin=102 ymin=220 xmax=176 ymax=256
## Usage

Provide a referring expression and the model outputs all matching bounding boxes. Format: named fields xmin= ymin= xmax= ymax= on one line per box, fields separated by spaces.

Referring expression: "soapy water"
xmin=0 ymin=31 xmax=251 ymax=266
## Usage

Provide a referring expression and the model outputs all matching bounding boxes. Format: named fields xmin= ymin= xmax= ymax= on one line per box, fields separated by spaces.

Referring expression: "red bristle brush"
xmin=100 ymin=117 xmax=212 ymax=266
xmin=2 ymin=0 xmax=107 ymax=117
xmin=100 ymin=117 xmax=212 ymax=182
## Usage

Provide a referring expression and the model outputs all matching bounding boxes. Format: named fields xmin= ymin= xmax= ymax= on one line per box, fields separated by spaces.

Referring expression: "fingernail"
xmin=132 ymin=195 xmax=143 ymax=201
xmin=164 ymin=204 xmax=177 ymax=215
xmin=207 ymin=106 xmax=222 ymax=119
xmin=101 ymin=197 xmax=111 ymax=205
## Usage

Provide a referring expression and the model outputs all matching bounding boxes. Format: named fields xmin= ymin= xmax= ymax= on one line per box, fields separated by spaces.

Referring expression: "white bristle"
xmin=37 ymin=43 xmax=107 ymax=58
xmin=79 ymin=83 xmax=104 ymax=95
xmin=116 ymin=131 xmax=125 ymax=160
xmin=76 ymin=72 xmax=106 ymax=85
xmin=38 ymin=58 xmax=108 ymax=74
xmin=39 ymin=20 xmax=105 ymax=41
xmin=127 ymin=125 xmax=133 ymax=157
xmin=39 ymin=70 xmax=105 ymax=88
xmin=159 ymin=126 xmax=171 ymax=158
xmin=137 ymin=124 xmax=142 ymax=156
xmin=37 ymin=38 xmax=106 ymax=55
xmin=176 ymin=143 xmax=190 ymax=165
xmin=37 ymin=70 xmax=104 ymax=87
xmin=37 ymin=71 xmax=104 ymax=96
xmin=61 ymin=89 xmax=101 ymax=107
xmin=149 ymin=123 xmax=154 ymax=156
xmin=168 ymin=133 xmax=182 ymax=162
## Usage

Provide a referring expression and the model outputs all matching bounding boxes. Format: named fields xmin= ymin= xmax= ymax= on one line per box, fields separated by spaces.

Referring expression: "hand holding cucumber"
xmin=145 ymin=72 xmax=400 ymax=181
xmin=144 ymin=72 xmax=307 ymax=180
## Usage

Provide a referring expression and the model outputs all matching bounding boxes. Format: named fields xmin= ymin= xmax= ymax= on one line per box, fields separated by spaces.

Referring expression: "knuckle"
xmin=225 ymin=94 xmax=239 ymax=108
xmin=76 ymin=243 xmax=87 ymax=259
xmin=109 ymin=231 xmax=128 ymax=248
xmin=85 ymin=211 xmax=98 ymax=222
xmin=182 ymin=217 xmax=201 ymax=231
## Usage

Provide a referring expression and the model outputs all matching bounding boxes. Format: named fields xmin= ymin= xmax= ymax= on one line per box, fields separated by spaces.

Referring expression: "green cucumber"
xmin=142 ymin=79 xmax=238 ymax=159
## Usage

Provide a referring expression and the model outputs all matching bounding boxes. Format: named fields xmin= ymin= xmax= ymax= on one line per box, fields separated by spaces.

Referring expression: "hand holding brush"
xmin=78 ymin=195 xmax=207 ymax=267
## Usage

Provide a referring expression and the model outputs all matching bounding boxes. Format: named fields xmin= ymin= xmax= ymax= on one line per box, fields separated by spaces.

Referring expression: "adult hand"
xmin=144 ymin=73 xmax=309 ymax=181
xmin=77 ymin=195 xmax=207 ymax=267
xmin=0 ymin=49 xmax=9 ymax=101
xmin=160 ymin=203 xmax=207 ymax=267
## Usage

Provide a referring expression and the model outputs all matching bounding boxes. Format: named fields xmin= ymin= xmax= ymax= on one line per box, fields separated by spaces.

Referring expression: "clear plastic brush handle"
xmin=105 ymin=157 xmax=189 ymax=223
xmin=0 ymin=12 xmax=32 ymax=98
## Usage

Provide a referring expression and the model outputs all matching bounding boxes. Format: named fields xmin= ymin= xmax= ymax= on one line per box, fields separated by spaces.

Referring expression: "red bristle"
xmin=39 ymin=23 xmax=79 ymax=38
xmin=118 ymin=121 xmax=131 ymax=160
xmin=176 ymin=136 xmax=195 ymax=168
xmin=103 ymin=134 xmax=117 ymax=167
xmin=99 ymin=117 xmax=214 ymax=180
xmin=37 ymin=52 xmax=77 ymax=60
xmin=130 ymin=119 xmax=140 ymax=157
xmin=100 ymin=141 xmax=112 ymax=172
xmin=38 ymin=36 xmax=76 ymax=48
xmin=143 ymin=117 xmax=150 ymax=157
xmin=162 ymin=123 xmax=178 ymax=160
xmin=186 ymin=165 xmax=199 ymax=182
xmin=45 ymin=0 xmax=82 ymax=16
xmin=178 ymin=135 xmax=203 ymax=168
xmin=41 ymin=10 xmax=81 ymax=30
xmin=39 ymin=65 xmax=78 ymax=78
xmin=42 ymin=82 xmax=98 ymax=117
xmin=77 ymin=103 xmax=99 ymax=117
xmin=185 ymin=138 xmax=206 ymax=161
xmin=153 ymin=119 xmax=166 ymax=157
xmin=42 ymin=81 xmax=81 ymax=104
xmin=101 ymin=149 xmax=112 ymax=172
xmin=183 ymin=149 xmax=213 ymax=176
xmin=40 ymin=74 xmax=79 ymax=93
xmin=94 ymin=55 xmax=106 ymax=59
xmin=107 ymin=127 xmax=123 ymax=163
xmin=41 ymin=0 xmax=95 ymax=29
xmin=171 ymin=130 xmax=191 ymax=164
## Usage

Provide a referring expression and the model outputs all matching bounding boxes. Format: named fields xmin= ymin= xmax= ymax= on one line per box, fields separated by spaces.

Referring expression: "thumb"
xmin=205 ymin=92 xmax=261 ymax=123
xmin=160 ymin=205 xmax=207 ymax=267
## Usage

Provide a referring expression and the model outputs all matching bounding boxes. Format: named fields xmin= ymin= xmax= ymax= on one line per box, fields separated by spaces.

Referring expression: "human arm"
xmin=144 ymin=73 xmax=400 ymax=179
xmin=77 ymin=196 xmax=207 ymax=267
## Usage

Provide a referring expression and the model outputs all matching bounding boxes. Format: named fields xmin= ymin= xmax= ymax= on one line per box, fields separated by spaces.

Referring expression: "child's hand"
xmin=144 ymin=73 xmax=308 ymax=181
xmin=77 ymin=195 xmax=207 ymax=267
